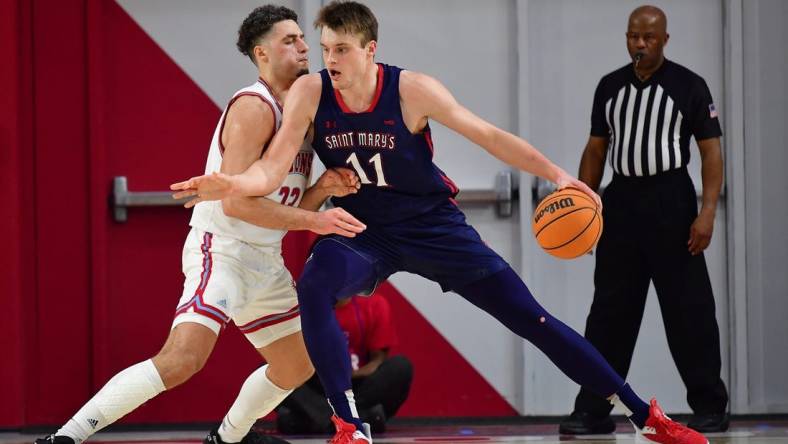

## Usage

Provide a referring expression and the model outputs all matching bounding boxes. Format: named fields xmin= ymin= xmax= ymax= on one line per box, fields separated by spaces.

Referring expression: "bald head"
xmin=626 ymin=5 xmax=669 ymax=75
xmin=628 ymin=5 xmax=667 ymax=33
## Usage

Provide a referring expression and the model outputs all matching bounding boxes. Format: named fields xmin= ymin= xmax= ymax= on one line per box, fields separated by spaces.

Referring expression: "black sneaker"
xmin=35 ymin=435 xmax=75 ymax=444
xmin=275 ymin=406 xmax=298 ymax=435
xmin=204 ymin=427 xmax=291 ymax=444
xmin=558 ymin=411 xmax=616 ymax=435
xmin=360 ymin=404 xmax=386 ymax=434
xmin=204 ymin=428 xmax=224 ymax=444
xmin=240 ymin=430 xmax=291 ymax=444
xmin=687 ymin=412 xmax=730 ymax=433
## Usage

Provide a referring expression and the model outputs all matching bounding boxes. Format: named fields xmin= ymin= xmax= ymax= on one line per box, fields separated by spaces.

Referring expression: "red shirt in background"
xmin=335 ymin=295 xmax=398 ymax=370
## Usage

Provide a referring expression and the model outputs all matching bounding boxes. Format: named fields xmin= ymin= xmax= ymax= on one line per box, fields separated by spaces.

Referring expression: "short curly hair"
xmin=237 ymin=5 xmax=299 ymax=64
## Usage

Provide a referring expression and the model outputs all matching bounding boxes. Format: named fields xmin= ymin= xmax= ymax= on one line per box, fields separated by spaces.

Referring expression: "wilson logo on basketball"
xmin=532 ymin=188 xmax=602 ymax=259
xmin=533 ymin=197 xmax=575 ymax=224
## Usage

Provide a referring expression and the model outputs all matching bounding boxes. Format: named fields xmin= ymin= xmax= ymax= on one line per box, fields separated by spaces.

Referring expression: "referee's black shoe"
xmin=559 ymin=411 xmax=616 ymax=435
xmin=687 ymin=412 xmax=730 ymax=433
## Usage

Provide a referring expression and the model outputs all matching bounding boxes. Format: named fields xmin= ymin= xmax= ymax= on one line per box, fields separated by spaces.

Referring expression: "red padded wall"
xmin=0 ymin=0 xmax=34 ymax=428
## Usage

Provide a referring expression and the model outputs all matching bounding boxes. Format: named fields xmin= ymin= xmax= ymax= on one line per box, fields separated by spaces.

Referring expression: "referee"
xmin=559 ymin=5 xmax=729 ymax=435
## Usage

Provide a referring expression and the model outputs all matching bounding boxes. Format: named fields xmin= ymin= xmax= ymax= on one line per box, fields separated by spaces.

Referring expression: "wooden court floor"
xmin=3 ymin=419 xmax=787 ymax=444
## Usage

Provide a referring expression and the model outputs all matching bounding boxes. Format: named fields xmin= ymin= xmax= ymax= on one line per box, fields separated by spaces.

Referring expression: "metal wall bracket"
xmin=456 ymin=170 xmax=518 ymax=217
xmin=530 ymin=176 xmax=556 ymax=209
xmin=112 ymin=176 xmax=189 ymax=223
xmin=113 ymin=171 xmax=520 ymax=223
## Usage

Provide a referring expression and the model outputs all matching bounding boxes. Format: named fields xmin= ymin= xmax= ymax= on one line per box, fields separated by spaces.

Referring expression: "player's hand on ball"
xmin=316 ymin=167 xmax=361 ymax=198
xmin=555 ymin=173 xmax=602 ymax=210
xmin=170 ymin=172 xmax=236 ymax=208
xmin=311 ymin=207 xmax=366 ymax=237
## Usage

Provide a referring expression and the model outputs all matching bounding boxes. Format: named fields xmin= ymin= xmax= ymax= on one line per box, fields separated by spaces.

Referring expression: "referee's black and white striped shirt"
xmin=591 ymin=59 xmax=722 ymax=177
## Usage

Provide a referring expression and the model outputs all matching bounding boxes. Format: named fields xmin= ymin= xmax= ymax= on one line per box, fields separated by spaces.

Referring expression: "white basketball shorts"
xmin=173 ymin=228 xmax=301 ymax=348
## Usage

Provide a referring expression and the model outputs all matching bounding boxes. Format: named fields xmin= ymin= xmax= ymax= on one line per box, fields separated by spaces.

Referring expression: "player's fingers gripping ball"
xmin=532 ymin=187 xmax=603 ymax=259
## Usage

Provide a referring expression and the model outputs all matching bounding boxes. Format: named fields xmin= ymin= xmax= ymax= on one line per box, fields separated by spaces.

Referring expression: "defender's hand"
xmin=170 ymin=172 xmax=235 ymax=208
xmin=555 ymin=172 xmax=602 ymax=209
xmin=316 ymin=167 xmax=361 ymax=198
xmin=310 ymin=207 xmax=366 ymax=237
xmin=688 ymin=210 xmax=714 ymax=255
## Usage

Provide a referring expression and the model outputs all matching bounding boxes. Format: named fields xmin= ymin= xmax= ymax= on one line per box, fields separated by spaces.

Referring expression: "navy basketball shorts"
xmin=313 ymin=200 xmax=509 ymax=294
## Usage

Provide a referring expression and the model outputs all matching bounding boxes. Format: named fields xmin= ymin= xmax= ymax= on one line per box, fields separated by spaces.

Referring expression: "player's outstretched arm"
xmin=223 ymin=165 xmax=365 ymax=236
xmin=224 ymin=196 xmax=365 ymax=237
xmin=400 ymin=71 xmax=601 ymax=208
xmin=225 ymin=166 xmax=364 ymax=236
xmin=252 ymin=73 xmax=323 ymax=194
xmin=171 ymin=74 xmax=323 ymax=207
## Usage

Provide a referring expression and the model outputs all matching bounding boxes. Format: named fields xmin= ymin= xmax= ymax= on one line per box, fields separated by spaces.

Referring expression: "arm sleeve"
xmin=690 ymin=76 xmax=723 ymax=141
xmin=590 ymin=78 xmax=611 ymax=137
xmin=366 ymin=296 xmax=398 ymax=351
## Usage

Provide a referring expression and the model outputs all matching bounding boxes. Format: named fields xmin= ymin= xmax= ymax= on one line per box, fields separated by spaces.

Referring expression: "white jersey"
xmin=190 ymin=78 xmax=314 ymax=246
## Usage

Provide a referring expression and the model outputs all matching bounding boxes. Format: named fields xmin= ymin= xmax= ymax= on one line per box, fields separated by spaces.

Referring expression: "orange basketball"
xmin=532 ymin=187 xmax=603 ymax=259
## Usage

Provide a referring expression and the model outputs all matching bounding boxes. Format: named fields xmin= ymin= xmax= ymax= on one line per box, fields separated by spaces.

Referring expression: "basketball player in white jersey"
xmin=35 ymin=6 xmax=365 ymax=444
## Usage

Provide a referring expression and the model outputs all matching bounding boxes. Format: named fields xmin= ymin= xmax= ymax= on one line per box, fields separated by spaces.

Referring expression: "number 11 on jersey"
xmin=345 ymin=152 xmax=389 ymax=187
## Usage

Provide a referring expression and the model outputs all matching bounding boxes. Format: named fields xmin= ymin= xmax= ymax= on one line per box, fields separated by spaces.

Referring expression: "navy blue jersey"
xmin=312 ymin=63 xmax=459 ymax=225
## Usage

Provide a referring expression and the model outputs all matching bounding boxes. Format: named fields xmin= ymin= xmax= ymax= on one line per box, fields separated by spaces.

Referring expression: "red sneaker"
xmin=638 ymin=399 xmax=709 ymax=444
xmin=328 ymin=415 xmax=371 ymax=444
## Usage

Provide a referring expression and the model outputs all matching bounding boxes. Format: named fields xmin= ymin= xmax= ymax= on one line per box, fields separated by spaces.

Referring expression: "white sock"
xmin=218 ymin=365 xmax=293 ymax=443
xmin=56 ymin=359 xmax=165 ymax=443
xmin=607 ymin=393 xmax=634 ymax=416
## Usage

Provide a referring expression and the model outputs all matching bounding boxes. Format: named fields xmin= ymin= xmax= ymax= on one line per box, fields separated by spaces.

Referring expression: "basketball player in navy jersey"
xmin=172 ymin=3 xmax=710 ymax=444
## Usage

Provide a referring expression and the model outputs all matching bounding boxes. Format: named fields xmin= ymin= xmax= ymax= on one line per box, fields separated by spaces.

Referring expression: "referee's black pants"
xmin=574 ymin=168 xmax=728 ymax=416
